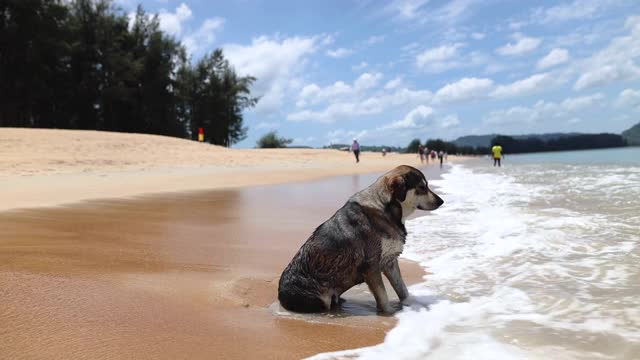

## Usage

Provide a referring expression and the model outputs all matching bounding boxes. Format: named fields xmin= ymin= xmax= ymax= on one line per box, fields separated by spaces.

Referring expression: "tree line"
xmin=490 ymin=134 xmax=626 ymax=153
xmin=406 ymin=133 xmax=627 ymax=155
xmin=406 ymin=138 xmax=486 ymax=155
xmin=0 ymin=0 xmax=258 ymax=146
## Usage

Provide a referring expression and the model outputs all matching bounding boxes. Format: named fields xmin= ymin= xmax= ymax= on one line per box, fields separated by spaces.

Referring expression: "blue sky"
xmin=115 ymin=0 xmax=640 ymax=148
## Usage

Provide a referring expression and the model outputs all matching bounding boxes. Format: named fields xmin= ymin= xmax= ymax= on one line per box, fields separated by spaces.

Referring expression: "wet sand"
xmin=0 ymin=165 xmax=445 ymax=359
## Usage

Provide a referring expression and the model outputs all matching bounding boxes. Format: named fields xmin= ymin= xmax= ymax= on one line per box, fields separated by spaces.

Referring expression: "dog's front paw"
xmin=377 ymin=305 xmax=396 ymax=315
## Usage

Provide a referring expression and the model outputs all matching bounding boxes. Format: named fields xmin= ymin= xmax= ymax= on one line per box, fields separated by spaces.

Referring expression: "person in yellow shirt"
xmin=491 ymin=143 xmax=503 ymax=167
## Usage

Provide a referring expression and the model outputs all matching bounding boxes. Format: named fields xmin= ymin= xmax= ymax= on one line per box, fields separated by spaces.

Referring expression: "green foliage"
xmin=406 ymin=138 xmax=421 ymax=153
xmin=0 ymin=1 xmax=257 ymax=146
xmin=491 ymin=134 xmax=627 ymax=153
xmin=256 ymin=131 xmax=293 ymax=148
xmin=423 ymin=139 xmax=485 ymax=155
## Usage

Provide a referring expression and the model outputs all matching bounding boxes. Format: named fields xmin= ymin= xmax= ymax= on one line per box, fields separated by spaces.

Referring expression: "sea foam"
xmin=311 ymin=162 xmax=640 ymax=359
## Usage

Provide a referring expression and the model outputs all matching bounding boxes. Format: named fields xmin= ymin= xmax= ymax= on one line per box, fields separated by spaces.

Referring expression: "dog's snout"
xmin=429 ymin=190 xmax=444 ymax=209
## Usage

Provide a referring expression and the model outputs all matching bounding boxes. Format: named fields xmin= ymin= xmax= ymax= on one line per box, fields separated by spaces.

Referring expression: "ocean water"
xmin=312 ymin=147 xmax=640 ymax=360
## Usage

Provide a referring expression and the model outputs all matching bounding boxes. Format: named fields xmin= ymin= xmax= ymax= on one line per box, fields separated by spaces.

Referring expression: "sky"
xmin=114 ymin=0 xmax=640 ymax=148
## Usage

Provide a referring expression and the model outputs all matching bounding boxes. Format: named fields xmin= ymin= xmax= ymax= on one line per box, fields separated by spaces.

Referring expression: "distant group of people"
xmin=350 ymin=139 xmax=503 ymax=168
xmin=418 ymin=145 xmax=447 ymax=168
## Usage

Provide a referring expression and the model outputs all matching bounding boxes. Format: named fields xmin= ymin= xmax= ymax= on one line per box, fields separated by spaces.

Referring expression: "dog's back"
xmin=278 ymin=201 xmax=371 ymax=311
xmin=278 ymin=200 xmax=400 ymax=312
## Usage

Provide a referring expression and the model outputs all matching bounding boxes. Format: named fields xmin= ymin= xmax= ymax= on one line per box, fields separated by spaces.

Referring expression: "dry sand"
xmin=0 ymin=128 xmax=463 ymax=359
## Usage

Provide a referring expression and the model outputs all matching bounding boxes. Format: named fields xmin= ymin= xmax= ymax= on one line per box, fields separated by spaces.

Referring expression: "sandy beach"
xmin=1 ymin=129 xmax=462 ymax=359
xmin=1 ymin=128 xmax=459 ymax=211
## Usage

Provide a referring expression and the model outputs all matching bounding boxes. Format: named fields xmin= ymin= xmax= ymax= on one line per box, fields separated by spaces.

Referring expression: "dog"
xmin=278 ymin=165 xmax=444 ymax=314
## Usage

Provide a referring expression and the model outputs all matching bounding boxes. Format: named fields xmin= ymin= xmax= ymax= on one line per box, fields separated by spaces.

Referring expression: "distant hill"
xmin=453 ymin=133 xmax=582 ymax=148
xmin=622 ymin=122 xmax=640 ymax=145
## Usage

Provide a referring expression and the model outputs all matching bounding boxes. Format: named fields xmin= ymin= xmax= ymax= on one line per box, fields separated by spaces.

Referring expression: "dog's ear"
xmin=388 ymin=175 xmax=407 ymax=202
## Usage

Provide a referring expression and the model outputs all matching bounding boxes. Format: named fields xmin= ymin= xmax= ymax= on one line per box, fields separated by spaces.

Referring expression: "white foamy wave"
xmin=311 ymin=163 xmax=640 ymax=360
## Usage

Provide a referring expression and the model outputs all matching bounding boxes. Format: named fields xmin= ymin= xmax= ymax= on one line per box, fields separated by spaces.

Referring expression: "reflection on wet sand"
xmin=0 ymin=171 xmax=432 ymax=359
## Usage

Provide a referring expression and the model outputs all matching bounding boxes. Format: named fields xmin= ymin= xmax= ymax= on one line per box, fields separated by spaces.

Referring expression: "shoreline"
xmin=1 ymin=128 xmax=460 ymax=358
xmin=1 ymin=128 xmax=468 ymax=212
xmin=0 ymin=165 xmax=450 ymax=359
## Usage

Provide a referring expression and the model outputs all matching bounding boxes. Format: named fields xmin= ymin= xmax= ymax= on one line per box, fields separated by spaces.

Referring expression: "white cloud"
xmin=326 ymin=129 xmax=370 ymax=145
xmin=573 ymin=16 xmax=640 ymax=90
xmin=433 ymin=77 xmax=494 ymax=104
xmin=354 ymin=72 xmax=383 ymax=90
xmin=616 ymin=88 xmax=640 ymax=110
xmin=496 ymin=33 xmax=542 ymax=56
xmin=491 ymin=72 xmax=553 ymax=98
xmin=575 ymin=66 xmax=640 ymax=91
xmin=535 ymin=0 xmax=612 ymax=23
xmin=367 ymin=35 xmax=385 ymax=45
xmin=561 ymin=93 xmax=604 ymax=111
xmin=157 ymin=3 xmax=192 ymax=36
xmin=295 ymin=72 xmax=382 ymax=108
xmin=416 ymin=43 xmax=463 ymax=72
xmin=385 ymin=0 xmax=430 ymax=20
xmin=295 ymin=81 xmax=352 ymax=107
xmin=225 ymin=35 xmax=327 ymax=113
xmin=324 ymin=107 xmax=462 ymax=146
xmin=327 ymin=48 xmax=353 ymax=58
xmin=352 ymin=61 xmax=368 ymax=71
xmin=384 ymin=77 xmax=404 ymax=90
xmin=439 ymin=114 xmax=460 ymax=128
xmin=509 ymin=21 xmax=526 ymax=30
xmin=182 ymin=17 xmax=225 ymax=55
xmin=384 ymin=0 xmax=476 ymax=24
xmin=471 ymin=32 xmax=486 ymax=40
xmin=536 ymin=48 xmax=570 ymax=69
xmin=484 ymin=93 xmax=605 ymax=126
xmin=338 ymin=109 xmax=461 ymax=146
xmin=382 ymin=105 xmax=434 ymax=130
xmin=432 ymin=0 xmax=477 ymax=23
xmin=288 ymin=86 xmax=432 ymax=123
xmin=288 ymin=100 xmax=382 ymax=123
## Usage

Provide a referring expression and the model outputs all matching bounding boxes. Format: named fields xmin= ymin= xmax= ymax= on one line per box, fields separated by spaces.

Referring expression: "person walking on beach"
xmin=424 ymin=147 xmax=430 ymax=164
xmin=418 ymin=144 xmax=425 ymax=163
xmin=438 ymin=150 xmax=444 ymax=168
xmin=492 ymin=143 xmax=503 ymax=167
xmin=351 ymin=138 xmax=360 ymax=163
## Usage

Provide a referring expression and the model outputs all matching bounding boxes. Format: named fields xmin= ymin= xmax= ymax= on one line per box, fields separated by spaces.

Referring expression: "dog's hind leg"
xmin=364 ymin=270 xmax=393 ymax=314
xmin=383 ymin=258 xmax=409 ymax=301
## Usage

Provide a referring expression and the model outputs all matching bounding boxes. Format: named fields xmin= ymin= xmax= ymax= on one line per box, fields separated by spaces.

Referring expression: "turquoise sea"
xmin=315 ymin=147 xmax=640 ymax=360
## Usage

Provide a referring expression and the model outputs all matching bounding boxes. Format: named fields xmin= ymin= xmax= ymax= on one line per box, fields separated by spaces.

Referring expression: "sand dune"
xmin=1 ymin=128 xmax=460 ymax=211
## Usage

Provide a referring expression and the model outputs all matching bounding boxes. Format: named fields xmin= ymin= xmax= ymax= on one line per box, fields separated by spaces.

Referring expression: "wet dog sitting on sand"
xmin=278 ymin=165 xmax=444 ymax=314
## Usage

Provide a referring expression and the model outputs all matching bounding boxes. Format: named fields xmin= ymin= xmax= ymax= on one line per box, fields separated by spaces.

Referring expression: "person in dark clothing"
xmin=351 ymin=139 xmax=360 ymax=163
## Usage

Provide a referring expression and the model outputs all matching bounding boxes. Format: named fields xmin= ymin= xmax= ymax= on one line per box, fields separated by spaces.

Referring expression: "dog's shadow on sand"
xmin=270 ymin=285 xmax=441 ymax=322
